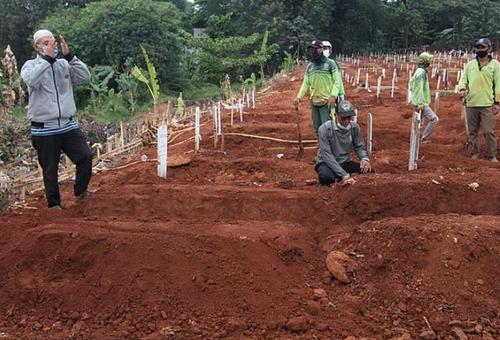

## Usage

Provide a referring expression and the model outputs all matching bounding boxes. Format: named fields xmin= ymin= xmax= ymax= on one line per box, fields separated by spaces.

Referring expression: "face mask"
xmin=311 ymin=50 xmax=323 ymax=63
xmin=337 ymin=121 xmax=351 ymax=130
xmin=476 ymin=50 xmax=488 ymax=58
xmin=323 ymin=50 xmax=330 ymax=58
xmin=38 ymin=44 xmax=58 ymax=56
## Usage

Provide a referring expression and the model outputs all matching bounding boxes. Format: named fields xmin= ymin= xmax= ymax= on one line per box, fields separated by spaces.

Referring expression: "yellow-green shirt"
xmin=458 ymin=57 xmax=500 ymax=107
xmin=297 ymin=56 xmax=341 ymax=101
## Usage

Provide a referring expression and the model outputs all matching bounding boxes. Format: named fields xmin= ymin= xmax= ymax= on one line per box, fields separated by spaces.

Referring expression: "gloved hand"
xmin=458 ymin=89 xmax=467 ymax=99
xmin=360 ymin=159 xmax=371 ymax=173
xmin=340 ymin=175 xmax=355 ymax=186
xmin=294 ymin=98 xmax=300 ymax=110
xmin=327 ymin=96 xmax=337 ymax=110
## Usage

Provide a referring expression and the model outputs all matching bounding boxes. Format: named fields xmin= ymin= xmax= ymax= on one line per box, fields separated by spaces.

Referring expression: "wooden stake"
xmin=408 ymin=110 xmax=422 ymax=171
xmin=367 ymin=113 xmax=373 ymax=156
xmin=434 ymin=92 xmax=440 ymax=114
xmin=157 ymin=125 xmax=168 ymax=178
xmin=376 ymin=77 xmax=382 ymax=99
xmin=195 ymin=106 xmax=200 ymax=152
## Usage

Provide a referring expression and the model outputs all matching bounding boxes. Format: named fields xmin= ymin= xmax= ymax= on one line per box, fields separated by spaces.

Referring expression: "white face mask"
xmin=323 ymin=50 xmax=330 ymax=58
xmin=337 ymin=121 xmax=351 ymax=130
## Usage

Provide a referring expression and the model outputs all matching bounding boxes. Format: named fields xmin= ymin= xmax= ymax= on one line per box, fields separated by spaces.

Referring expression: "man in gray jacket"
xmin=21 ymin=29 xmax=92 ymax=209
xmin=315 ymin=100 xmax=372 ymax=186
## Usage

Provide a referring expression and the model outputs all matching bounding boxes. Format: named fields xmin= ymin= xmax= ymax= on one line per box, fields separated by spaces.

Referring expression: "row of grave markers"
xmin=157 ymin=86 xmax=256 ymax=178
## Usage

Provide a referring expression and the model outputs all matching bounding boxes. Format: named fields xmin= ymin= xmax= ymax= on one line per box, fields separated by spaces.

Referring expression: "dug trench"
xmin=0 ymin=60 xmax=499 ymax=339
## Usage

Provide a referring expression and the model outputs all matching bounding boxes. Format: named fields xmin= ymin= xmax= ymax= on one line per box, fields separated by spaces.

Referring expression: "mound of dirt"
xmin=1 ymin=55 xmax=499 ymax=339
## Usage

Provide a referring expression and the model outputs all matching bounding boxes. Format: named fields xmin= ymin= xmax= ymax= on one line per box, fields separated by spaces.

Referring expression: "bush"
xmin=0 ymin=115 xmax=30 ymax=163
xmin=42 ymin=0 xmax=188 ymax=90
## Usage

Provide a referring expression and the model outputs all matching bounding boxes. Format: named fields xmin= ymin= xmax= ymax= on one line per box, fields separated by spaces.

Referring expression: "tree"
xmin=41 ymin=0 xmax=188 ymax=90
xmin=0 ymin=0 xmax=61 ymax=64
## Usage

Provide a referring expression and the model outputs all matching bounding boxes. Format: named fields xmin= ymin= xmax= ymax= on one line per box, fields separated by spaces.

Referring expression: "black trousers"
xmin=32 ymin=128 xmax=92 ymax=207
xmin=315 ymin=160 xmax=364 ymax=186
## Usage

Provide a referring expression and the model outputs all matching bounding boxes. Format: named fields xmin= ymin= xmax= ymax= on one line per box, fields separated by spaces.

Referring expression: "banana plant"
xmin=131 ymin=46 xmax=160 ymax=115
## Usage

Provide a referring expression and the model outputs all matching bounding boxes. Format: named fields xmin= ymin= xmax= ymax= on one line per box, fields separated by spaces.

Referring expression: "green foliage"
xmin=280 ymin=51 xmax=295 ymax=73
xmin=41 ymin=0 xmax=187 ymax=89
xmin=187 ymin=32 xmax=278 ymax=84
xmin=0 ymin=0 xmax=62 ymax=64
xmin=131 ymin=46 xmax=160 ymax=103
xmin=243 ymin=73 xmax=256 ymax=90
xmin=0 ymin=115 xmax=30 ymax=162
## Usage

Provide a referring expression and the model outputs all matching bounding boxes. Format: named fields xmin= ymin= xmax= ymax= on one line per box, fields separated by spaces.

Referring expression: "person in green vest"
xmin=408 ymin=52 xmax=439 ymax=142
xmin=322 ymin=41 xmax=345 ymax=100
xmin=294 ymin=40 xmax=341 ymax=134
xmin=458 ymin=38 xmax=500 ymax=162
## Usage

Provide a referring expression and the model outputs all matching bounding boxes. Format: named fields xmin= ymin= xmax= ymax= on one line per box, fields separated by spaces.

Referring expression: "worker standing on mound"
xmin=458 ymin=38 xmax=500 ymax=162
xmin=21 ymin=29 xmax=92 ymax=209
xmin=322 ymin=41 xmax=345 ymax=100
xmin=294 ymin=40 xmax=341 ymax=134
xmin=408 ymin=52 xmax=439 ymax=143
xmin=315 ymin=100 xmax=373 ymax=186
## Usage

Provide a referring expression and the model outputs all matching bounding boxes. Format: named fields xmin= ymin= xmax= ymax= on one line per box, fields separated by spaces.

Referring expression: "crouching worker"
xmin=315 ymin=100 xmax=373 ymax=186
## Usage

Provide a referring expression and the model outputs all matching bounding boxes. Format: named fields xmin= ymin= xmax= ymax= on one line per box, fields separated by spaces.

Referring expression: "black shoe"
xmin=76 ymin=190 xmax=93 ymax=202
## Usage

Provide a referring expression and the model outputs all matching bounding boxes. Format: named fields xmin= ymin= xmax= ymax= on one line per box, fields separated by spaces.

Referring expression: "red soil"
xmin=0 ymin=57 xmax=499 ymax=339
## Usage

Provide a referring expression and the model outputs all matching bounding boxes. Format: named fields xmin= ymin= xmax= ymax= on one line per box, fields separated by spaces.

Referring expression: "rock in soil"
xmin=326 ymin=251 xmax=351 ymax=283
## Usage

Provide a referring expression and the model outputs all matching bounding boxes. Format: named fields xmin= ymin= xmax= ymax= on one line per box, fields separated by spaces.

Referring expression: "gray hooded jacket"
xmin=316 ymin=120 xmax=369 ymax=178
xmin=21 ymin=55 xmax=90 ymax=127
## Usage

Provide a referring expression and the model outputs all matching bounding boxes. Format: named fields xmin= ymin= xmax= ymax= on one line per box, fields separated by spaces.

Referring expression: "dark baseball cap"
xmin=337 ymin=100 xmax=356 ymax=117
xmin=308 ymin=40 xmax=324 ymax=49
xmin=475 ymin=38 xmax=491 ymax=48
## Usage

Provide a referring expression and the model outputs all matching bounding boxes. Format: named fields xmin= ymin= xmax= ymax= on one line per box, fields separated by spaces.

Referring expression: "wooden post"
xmin=239 ymin=99 xmax=243 ymax=122
xmin=376 ymin=77 xmax=382 ymax=99
xmin=391 ymin=73 xmax=396 ymax=98
xmin=195 ymin=106 xmax=200 ymax=152
xmin=213 ymin=104 xmax=218 ymax=148
xmin=408 ymin=110 xmax=422 ymax=171
xmin=230 ymin=98 xmax=234 ymax=126
xmin=434 ymin=92 xmax=440 ymax=114
xmin=120 ymin=122 xmax=125 ymax=148
xmin=252 ymin=85 xmax=256 ymax=109
xmin=367 ymin=113 xmax=373 ymax=157
xmin=157 ymin=125 xmax=168 ymax=178
xmin=107 ymin=136 xmax=113 ymax=154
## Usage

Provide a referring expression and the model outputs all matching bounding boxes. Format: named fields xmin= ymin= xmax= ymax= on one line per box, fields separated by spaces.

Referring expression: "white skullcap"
xmin=33 ymin=29 xmax=54 ymax=43
xmin=322 ymin=41 xmax=332 ymax=48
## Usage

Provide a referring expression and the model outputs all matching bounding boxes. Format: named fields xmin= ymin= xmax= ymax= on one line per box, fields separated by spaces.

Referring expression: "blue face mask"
xmin=53 ymin=46 xmax=59 ymax=56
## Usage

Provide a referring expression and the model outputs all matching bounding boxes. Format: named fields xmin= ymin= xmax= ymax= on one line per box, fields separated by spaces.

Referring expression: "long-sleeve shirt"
xmin=458 ymin=57 xmax=500 ymax=107
xmin=316 ymin=121 xmax=369 ymax=178
xmin=332 ymin=58 xmax=345 ymax=96
xmin=21 ymin=54 xmax=90 ymax=127
xmin=409 ymin=66 xmax=430 ymax=106
xmin=296 ymin=56 xmax=341 ymax=102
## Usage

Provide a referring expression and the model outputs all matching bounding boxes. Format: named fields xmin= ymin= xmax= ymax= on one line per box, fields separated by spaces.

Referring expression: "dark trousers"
xmin=32 ymin=128 xmax=92 ymax=207
xmin=315 ymin=161 xmax=363 ymax=186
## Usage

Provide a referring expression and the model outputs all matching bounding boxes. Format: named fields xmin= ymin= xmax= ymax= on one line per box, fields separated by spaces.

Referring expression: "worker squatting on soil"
xmin=322 ymin=41 xmax=345 ymax=100
xmin=21 ymin=29 xmax=92 ymax=209
xmin=294 ymin=40 xmax=342 ymax=133
xmin=315 ymin=100 xmax=373 ymax=187
xmin=458 ymin=38 xmax=500 ymax=162
xmin=408 ymin=52 xmax=439 ymax=142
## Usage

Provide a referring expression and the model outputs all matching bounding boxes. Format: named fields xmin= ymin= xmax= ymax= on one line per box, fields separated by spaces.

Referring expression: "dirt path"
xmin=0 ymin=57 xmax=499 ymax=339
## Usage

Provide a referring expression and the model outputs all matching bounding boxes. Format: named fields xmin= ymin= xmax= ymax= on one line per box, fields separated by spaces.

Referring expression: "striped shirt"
xmin=31 ymin=120 xmax=80 ymax=137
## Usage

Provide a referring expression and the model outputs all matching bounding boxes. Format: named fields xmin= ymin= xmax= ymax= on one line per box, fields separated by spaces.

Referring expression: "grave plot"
xmin=0 ymin=53 xmax=499 ymax=339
